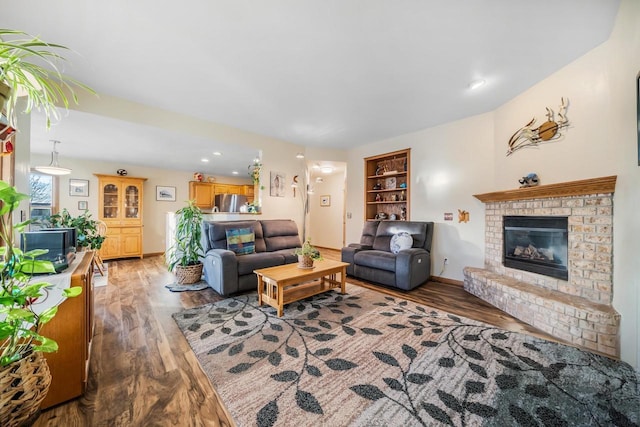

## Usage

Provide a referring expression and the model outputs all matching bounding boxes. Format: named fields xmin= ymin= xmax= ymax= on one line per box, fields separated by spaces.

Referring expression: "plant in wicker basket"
xmin=0 ymin=182 xmax=82 ymax=426
xmin=166 ymin=200 xmax=204 ymax=284
xmin=293 ymin=239 xmax=323 ymax=269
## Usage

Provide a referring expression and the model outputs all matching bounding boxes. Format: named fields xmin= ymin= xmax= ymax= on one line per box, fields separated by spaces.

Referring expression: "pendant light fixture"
xmin=34 ymin=140 xmax=72 ymax=175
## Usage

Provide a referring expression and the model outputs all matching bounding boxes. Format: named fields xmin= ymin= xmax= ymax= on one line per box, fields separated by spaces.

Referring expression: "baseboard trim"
xmin=144 ymin=252 xmax=165 ymax=258
xmin=430 ymin=276 xmax=464 ymax=286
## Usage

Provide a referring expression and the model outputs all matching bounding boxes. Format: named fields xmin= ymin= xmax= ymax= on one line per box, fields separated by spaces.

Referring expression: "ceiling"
xmin=1 ymin=0 xmax=620 ymax=176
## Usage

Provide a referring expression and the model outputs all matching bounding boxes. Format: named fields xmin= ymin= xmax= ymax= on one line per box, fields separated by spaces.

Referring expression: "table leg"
xmin=277 ymin=282 xmax=284 ymax=317
xmin=340 ymin=267 xmax=346 ymax=294
xmin=257 ymin=274 xmax=264 ymax=306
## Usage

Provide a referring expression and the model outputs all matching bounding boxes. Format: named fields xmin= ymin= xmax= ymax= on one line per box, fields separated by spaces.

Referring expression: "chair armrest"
xmin=202 ymin=249 xmax=239 ymax=295
xmin=395 ymin=248 xmax=431 ymax=290
xmin=341 ymin=245 xmax=371 ymax=276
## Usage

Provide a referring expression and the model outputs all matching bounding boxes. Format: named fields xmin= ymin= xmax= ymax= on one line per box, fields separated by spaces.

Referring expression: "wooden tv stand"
xmin=39 ymin=251 xmax=95 ymax=409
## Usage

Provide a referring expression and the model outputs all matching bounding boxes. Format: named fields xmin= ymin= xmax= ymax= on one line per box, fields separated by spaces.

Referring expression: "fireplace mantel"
xmin=473 ymin=175 xmax=617 ymax=203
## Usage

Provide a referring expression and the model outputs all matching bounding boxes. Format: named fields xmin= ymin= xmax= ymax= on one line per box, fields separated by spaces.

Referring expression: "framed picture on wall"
xmin=78 ymin=201 xmax=88 ymax=210
xmin=320 ymin=195 xmax=331 ymax=207
xmin=156 ymin=186 xmax=176 ymax=201
xmin=69 ymin=179 xmax=89 ymax=197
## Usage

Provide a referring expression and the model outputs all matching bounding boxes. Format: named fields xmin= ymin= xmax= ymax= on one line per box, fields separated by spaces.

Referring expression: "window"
xmin=29 ymin=172 xmax=57 ymax=228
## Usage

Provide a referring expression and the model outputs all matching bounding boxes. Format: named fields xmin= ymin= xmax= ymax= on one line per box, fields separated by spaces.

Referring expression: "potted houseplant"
xmin=45 ymin=209 xmax=106 ymax=251
xmin=0 ymin=29 xmax=96 ymax=129
xmin=166 ymin=200 xmax=204 ymax=284
xmin=293 ymin=239 xmax=323 ymax=269
xmin=0 ymin=182 xmax=82 ymax=425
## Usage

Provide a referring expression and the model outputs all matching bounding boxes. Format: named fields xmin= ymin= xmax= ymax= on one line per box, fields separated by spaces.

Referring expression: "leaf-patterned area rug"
xmin=172 ymin=285 xmax=639 ymax=427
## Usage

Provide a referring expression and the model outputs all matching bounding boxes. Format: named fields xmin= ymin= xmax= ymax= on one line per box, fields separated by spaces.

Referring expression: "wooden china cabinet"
xmin=95 ymin=174 xmax=147 ymax=260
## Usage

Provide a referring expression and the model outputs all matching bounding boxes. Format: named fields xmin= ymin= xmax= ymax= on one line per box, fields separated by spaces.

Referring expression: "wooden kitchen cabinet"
xmin=95 ymin=174 xmax=147 ymax=259
xmin=189 ymin=181 xmax=215 ymax=209
xmin=40 ymin=251 xmax=94 ymax=409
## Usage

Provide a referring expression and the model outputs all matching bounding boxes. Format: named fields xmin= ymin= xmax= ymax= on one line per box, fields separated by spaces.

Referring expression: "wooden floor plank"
xmin=33 ymin=249 xmax=559 ymax=426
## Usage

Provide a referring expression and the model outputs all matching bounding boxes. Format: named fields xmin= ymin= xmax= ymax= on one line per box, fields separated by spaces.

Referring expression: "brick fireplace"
xmin=463 ymin=176 xmax=620 ymax=358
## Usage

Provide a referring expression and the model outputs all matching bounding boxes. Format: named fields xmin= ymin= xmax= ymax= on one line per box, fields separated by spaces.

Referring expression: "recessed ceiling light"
xmin=295 ymin=153 xmax=304 ymax=159
xmin=232 ymin=170 xmax=239 ymax=175
xmin=312 ymin=163 xmax=320 ymax=169
xmin=213 ymin=151 xmax=222 ymax=156
xmin=201 ymin=158 xmax=210 ymax=162
xmin=468 ymin=79 xmax=486 ymax=90
xmin=321 ymin=167 xmax=333 ymax=174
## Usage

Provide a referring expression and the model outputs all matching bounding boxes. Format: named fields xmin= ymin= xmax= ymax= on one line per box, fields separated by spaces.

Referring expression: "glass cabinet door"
xmin=103 ymin=183 xmax=119 ymax=219
xmin=124 ymin=185 xmax=140 ymax=219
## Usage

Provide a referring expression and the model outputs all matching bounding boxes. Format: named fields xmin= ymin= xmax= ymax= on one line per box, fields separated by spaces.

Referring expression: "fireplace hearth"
xmin=503 ymin=216 xmax=568 ymax=280
xmin=464 ymin=176 xmax=619 ymax=357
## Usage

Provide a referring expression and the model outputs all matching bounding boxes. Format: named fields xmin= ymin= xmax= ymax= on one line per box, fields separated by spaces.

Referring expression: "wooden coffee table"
xmin=255 ymin=259 xmax=349 ymax=317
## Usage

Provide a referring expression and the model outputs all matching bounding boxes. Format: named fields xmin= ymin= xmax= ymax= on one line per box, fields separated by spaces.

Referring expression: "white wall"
xmin=308 ymin=171 xmax=346 ymax=249
xmin=345 ymin=0 xmax=640 ymax=368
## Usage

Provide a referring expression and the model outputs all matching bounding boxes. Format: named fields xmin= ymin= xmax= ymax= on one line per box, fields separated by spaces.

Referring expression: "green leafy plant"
xmin=293 ymin=239 xmax=323 ymax=261
xmin=248 ymin=160 xmax=261 ymax=186
xmin=46 ymin=208 xmax=105 ymax=250
xmin=0 ymin=29 xmax=96 ymax=128
xmin=0 ymin=182 xmax=82 ymax=366
xmin=166 ymin=200 xmax=204 ymax=271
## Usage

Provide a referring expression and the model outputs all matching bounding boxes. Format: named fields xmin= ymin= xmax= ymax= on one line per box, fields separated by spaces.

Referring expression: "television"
xmin=20 ymin=229 xmax=76 ymax=273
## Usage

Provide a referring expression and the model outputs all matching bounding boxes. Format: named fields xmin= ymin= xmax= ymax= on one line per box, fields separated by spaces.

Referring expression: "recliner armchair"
xmin=341 ymin=221 xmax=434 ymax=290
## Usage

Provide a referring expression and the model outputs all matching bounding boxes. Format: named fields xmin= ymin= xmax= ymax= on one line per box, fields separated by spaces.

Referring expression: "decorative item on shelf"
xmin=165 ymin=200 xmax=204 ymax=284
xmin=458 ymin=209 xmax=470 ymax=223
xmin=507 ymin=98 xmax=570 ymax=156
xmin=116 ymin=169 xmax=127 ymax=176
xmin=403 ymin=159 xmax=407 ymax=171
xmin=375 ymin=212 xmax=388 ymax=220
xmin=193 ymin=172 xmax=203 ymax=182
xmin=400 ymin=207 xmax=407 ymax=220
xmin=293 ymin=239 xmax=322 ymax=269
xmin=385 ymin=177 xmax=396 ymax=190
xmin=383 ymin=169 xmax=397 ymax=175
xmin=390 ymin=194 xmax=398 ymax=201
xmin=399 ymin=182 xmax=407 ymax=189
xmin=518 ymin=173 xmax=539 ymax=188
xmin=399 ymin=190 xmax=405 ymax=201
xmin=372 ymin=182 xmax=382 ymax=190
xmin=0 ymin=29 xmax=96 ymax=130
xmin=375 ymin=193 xmax=382 ymax=202
xmin=390 ymin=213 xmax=397 ymax=220
xmin=0 ymin=182 xmax=83 ymax=425
xmin=206 ymin=176 xmax=215 ymax=183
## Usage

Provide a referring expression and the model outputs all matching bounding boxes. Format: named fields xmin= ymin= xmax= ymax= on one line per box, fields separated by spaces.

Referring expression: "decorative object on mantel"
xmin=116 ymin=169 xmax=127 ymax=176
xmin=458 ymin=209 xmax=469 ymax=223
xmin=507 ymin=98 xmax=569 ymax=156
xmin=518 ymin=172 xmax=539 ymax=188
xmin=193 ymin=172 xmax=203 ymax=182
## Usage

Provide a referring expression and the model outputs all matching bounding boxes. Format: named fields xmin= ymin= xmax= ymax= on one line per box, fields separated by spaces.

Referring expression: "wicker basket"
xmin=297 ymin=255 xmax=314 ymax=269
xmin=0 ymin=352 xmax=51 ymax=427
xmin=175 ymin=263 xmax=204 ymax=284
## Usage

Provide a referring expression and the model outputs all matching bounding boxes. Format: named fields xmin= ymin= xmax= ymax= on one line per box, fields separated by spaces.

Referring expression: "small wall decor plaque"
xmin=507 ymin=98 xmax=569 ymax=156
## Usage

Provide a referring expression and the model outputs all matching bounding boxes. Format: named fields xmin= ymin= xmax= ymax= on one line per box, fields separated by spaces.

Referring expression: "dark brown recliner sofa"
xmin=341 ymin=221 xmax=434 ymax=290
xmin=201 ymin=219 xmax=301 ymax=295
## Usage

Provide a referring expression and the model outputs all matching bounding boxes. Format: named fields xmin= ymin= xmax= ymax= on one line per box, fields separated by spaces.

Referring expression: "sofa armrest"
xmin=202 ymin=249 xmax=239 ymax=295
xmin=395 ymin=248 xmax=431 ymax=290
xmin=341 ymin=245 xmax=370 ymax=276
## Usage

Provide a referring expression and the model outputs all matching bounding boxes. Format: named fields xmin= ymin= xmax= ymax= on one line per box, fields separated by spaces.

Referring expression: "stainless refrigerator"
xmin=214 ymin=194 xmax=248 ymax=212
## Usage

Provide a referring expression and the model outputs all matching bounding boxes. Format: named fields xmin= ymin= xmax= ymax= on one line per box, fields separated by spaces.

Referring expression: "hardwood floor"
xmin=34 ymin=250 xmax=556 ymax=426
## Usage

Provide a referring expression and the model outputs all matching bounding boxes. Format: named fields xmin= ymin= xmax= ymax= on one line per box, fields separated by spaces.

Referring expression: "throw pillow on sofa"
xmin=226 ymin=228 xmax=256 ymax=255
xmin=390 ymin=232 xmax=413 ymax=254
